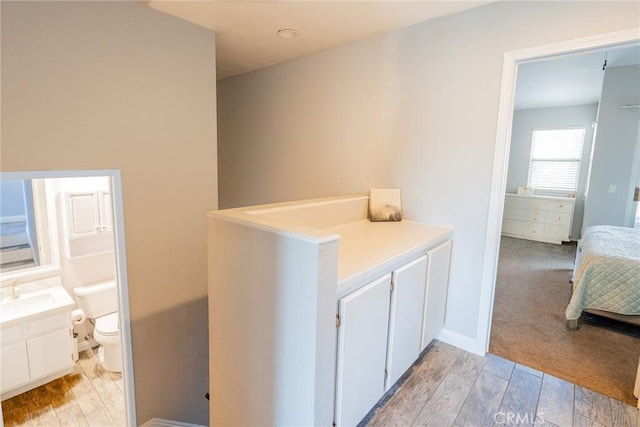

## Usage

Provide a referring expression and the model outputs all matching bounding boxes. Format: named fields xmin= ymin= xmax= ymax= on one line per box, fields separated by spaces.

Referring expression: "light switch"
xmin=608 ymin=185 xmax=616 ymax=193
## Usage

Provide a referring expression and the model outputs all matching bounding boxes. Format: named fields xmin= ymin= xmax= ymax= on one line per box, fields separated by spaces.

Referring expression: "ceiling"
xmin=147 ymin=0 xmax=492 ymax=80
xmin=514 ymin=44 xmax=640 ymax=110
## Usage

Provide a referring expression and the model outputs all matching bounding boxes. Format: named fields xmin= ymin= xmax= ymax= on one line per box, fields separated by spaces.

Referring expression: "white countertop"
xmin=325 ymin=220 xmax=453 ymax=298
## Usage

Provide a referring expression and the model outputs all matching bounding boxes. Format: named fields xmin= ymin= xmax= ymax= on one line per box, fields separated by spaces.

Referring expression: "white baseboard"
xmin=437 ymin=328 xmax=484 ymax=356
xmin=139 ymin=418 xmax=206 ymax=427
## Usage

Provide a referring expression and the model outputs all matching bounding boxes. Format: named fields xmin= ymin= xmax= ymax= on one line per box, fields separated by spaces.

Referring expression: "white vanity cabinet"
xmin=64 ymin=190 xmax=114 ymax=258
xmin=208 ymin=195 xmax=454 ymax=427
xmin=335 ymin=243 xmax=451 ymax=427
xmin=1 ymin=310 xmax=75 ymax=400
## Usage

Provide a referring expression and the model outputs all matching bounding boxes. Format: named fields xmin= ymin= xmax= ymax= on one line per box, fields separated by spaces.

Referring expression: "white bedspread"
xmin=565 ymin=225 xmax=640 ymax=320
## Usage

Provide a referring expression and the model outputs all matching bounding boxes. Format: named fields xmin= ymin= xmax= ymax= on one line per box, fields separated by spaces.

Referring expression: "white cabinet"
xmin=502 ymin=194 xmax=575 ymax=244
xmin=335 ymin=274 xmax=391 ymax=427
xmin=1 ymin=310 xmax=74 ymax=399
xmin=1 ymin=341 xmax=30 ymax=392
xmin=64 ymin=190 xmax=114 ymax=258
xmin=386 ymin=256 xmax=428 ymax=390
xmin=66 ymin=191 xmax=112 ymax=237
xmin=421 ymin=240 xmax=452 ymax=350
xmin=335 ymin=242 xmax=452 ymax=426
xmin=27 ymin=329 xmax=73 ymax=379
xmin=66 ymin=191 xmax=101 ymax=238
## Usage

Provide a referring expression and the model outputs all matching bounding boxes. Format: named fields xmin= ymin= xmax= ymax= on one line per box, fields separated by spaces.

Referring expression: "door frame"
xmin=0 ymin=169 xmax=136 ymax=426
xmin=477 ymin=28 xmax=640 ymax=354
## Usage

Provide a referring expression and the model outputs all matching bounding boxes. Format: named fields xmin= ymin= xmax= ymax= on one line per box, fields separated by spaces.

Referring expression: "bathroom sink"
xmin=0 ymin=285 xmax=74 ymax=325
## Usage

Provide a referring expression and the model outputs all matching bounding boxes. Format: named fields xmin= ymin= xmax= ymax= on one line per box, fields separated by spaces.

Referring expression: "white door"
xmin=421 ymin=240 xmax=452 ymax=351
xmin=335 ymin=274 xmax=391 ymax=427
xmin=385 ymin=255 xmax=428 ymax=390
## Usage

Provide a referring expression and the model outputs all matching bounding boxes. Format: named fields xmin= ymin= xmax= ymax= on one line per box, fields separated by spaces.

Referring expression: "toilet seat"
xmin=95 ymin=312 xmax=119 ymax=336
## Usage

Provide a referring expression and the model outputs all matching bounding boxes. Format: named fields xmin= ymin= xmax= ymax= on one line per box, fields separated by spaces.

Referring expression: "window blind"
xmin=528 ymin=128 xmax=585 ymax=192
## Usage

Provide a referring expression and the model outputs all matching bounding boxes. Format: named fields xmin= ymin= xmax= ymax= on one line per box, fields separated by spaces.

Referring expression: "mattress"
xmin=565 ymin=225 xmax=640 ymax=320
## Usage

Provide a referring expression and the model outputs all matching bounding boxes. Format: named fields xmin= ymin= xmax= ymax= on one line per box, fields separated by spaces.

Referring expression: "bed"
xmin=565 ymin=225 xmax=640 ymax=330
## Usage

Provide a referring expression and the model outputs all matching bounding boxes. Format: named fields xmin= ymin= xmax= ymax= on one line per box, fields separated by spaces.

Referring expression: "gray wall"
xmin=1 ymin=2 xmax=217 ymax=424
xmin=507 ymin=104 xmax=598 ymax=239
xmin=583 ymin=65 xmax=640 ymax=229
xmin=217 ymin=1 xmax=639 ymax=342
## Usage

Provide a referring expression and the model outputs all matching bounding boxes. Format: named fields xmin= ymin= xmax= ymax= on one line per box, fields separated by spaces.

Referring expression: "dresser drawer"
xmin=543 ymin=224 xmax=570 ymax=239
xmin=505 ymin=196 xmax=548 ymax=211
xmin=521 ymin=221 xmax=544 ymax=237
xmin=502 ymin=219 xmax=522 ymax=235
xmin=503 ymin=207 xmax=545 ymax=222
xmin=547 ymin=200 xmax=574 ymax=213
xmin=544 ymin=211 xmax=572 ymax=226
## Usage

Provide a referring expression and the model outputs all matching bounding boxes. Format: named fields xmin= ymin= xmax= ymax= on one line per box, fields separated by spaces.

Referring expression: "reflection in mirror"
xmin=0 ymin=179 xmax=54 ymax=274
xmin=0 ymin=172 xmax=133 ymax=426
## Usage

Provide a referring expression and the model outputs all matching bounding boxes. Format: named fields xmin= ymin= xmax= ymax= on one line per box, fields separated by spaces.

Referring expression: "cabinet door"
xmin=27 ymin=329 xmax=73 ymax=379
xmin=1 ymin=341 xmax=30 ymax=392
xmin=421 ymin=240 xmax=452 ymax=351
xmin=66 ymin=192 xmax=100 ymax=238
xmin=335 ymin=274 xmax=391 ymax=427
xmin=98 ymin=191 xmax=113 ymax=233
xmin=386 ymin=255 xmax=428 ymax=390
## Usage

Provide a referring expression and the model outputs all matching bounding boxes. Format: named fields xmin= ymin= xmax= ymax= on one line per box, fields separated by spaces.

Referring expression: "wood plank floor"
xmin=1 ymin=348 xmax=125 ymax=427
xmin=364 ymin=340 xmax=640 ymax=427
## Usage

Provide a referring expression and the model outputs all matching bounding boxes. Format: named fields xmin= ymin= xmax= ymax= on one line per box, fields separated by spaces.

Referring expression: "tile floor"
xmin=364 ymin=340 xmax=640 ymax=427
xmin=6 ymin=340 xmax=638 ymax=426
xmin=1 ymin=347 xmax=125 ymax=427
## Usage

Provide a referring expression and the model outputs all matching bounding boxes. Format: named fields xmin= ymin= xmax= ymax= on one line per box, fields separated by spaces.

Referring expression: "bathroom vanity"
xmin=0 ymin=277 xmax=75 ymax=400
xmin=207 ymin=195 xmax=453 ymax=426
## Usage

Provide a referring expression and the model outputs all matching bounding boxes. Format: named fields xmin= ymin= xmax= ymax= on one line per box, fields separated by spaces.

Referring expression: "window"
xmin=527 ymin=128 xmax=585 ymax=193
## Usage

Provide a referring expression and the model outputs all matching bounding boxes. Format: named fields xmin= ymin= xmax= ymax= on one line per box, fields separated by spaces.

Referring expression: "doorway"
xmin=0 ymin=169 xmax=136 ymax=426
xmin=477 ymin=28 xmax=640 ymax=401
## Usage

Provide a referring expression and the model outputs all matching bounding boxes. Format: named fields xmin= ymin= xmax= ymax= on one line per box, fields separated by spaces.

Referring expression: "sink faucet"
xmin=11 ymin=280 xmax=20 ymax=299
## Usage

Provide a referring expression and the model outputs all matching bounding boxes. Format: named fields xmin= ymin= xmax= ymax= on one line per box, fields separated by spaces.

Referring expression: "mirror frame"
xmin=0 ymin=169 xmax=136 ymax=426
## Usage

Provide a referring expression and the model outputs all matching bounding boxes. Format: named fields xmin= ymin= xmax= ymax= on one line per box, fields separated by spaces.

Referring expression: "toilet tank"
xmin=73 ymin=281 xmax=118 ymax=318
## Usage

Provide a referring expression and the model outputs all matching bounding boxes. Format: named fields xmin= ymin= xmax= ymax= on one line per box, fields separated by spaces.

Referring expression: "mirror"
xmin=0 ymin=179 xmax=57 ymax=278
xmin=0 ymin=171 xmax=135 ymax=426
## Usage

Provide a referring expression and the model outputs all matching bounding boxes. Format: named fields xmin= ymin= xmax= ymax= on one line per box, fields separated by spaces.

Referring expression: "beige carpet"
xmin=489 ymin=236 xmax=640 ymax=406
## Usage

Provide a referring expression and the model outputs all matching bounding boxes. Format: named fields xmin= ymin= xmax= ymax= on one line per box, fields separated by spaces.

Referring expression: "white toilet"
xmin=73 ymin=281 xmax=122 ymax=373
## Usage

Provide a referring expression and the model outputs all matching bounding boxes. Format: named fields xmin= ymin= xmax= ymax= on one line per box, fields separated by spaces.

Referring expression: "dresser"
xmin=502 ymin=194 xmax=575 ymax=244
